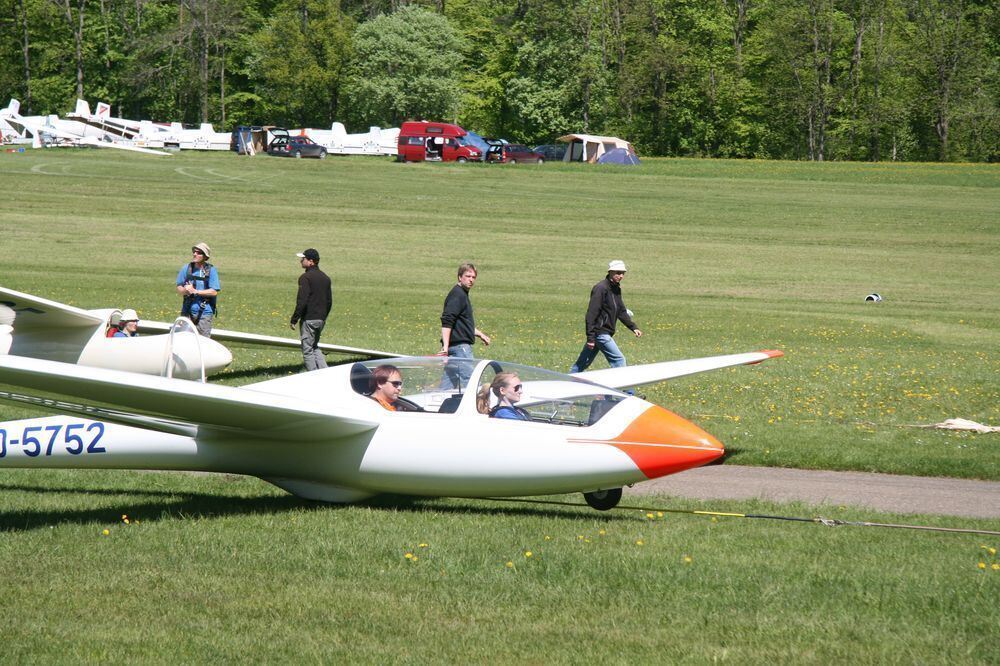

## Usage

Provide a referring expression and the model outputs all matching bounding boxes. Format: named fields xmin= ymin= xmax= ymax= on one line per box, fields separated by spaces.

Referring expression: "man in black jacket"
xmin=439 ymin=262 xmax=491 ymax=389
xmin=290 ymin=248 xmax=333 ymax=371
xmin=570 ymin=260 xmax=643 ymax=373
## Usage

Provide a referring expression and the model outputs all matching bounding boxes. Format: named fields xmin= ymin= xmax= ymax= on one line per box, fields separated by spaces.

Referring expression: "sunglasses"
xmin=511 ymin=384 xmax=523 ymax=392
xmin=388 ymin=380 xmax=403 ymax=388
xmin=192 ymin=249 xmax=205 ymax=255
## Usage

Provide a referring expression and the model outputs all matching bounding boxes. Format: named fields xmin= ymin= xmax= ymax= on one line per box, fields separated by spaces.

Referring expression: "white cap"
xmin=120 ymin=309 xmax=139 ymax=322
xmin=608 ymin=260 xmax=628 ymax=272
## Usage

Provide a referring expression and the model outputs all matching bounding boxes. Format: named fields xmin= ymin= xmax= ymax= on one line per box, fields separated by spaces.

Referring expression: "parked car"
xmin=268 ymin=135 xmax=327 ymax=159
xmin=533 ymin=144 xmax=566 ymax=161
xmin=396 ymin=121 xmax=481 ymax=163
xmin=485 ymin=142 xmax=545 ymax=164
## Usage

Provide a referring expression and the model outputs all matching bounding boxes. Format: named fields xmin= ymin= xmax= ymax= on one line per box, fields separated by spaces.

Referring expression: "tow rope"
xmin=483 ymin=497 xmax=1000 ymax=536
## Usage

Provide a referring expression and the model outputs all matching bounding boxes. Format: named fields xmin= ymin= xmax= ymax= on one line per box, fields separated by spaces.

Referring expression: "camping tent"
xmin=556 ymin=133 xmax=634 ymax=163
xmin=596 ymin=147 xmax=640 ymax=165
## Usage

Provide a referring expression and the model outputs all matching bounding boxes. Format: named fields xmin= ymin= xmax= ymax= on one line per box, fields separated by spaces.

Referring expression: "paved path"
xmin=624 ymin=466 xmax=1000 ymax=519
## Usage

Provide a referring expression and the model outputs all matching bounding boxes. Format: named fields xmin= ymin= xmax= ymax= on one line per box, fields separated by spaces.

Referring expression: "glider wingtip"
xmin=746 ymin=349 xmax=784 ymax=365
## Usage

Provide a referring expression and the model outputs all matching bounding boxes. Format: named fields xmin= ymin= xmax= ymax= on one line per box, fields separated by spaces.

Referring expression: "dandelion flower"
xmin=646 ymin=513 xmax=654 ymax=519
xmin=121 ymin=514 xmax=128 ymax=520
xmin=993 ymin=564 xmax=1000 ymax=571
xmin=683 ymin=556 xmax=693 ymax=564
xmin=635 ymin=540 xmax=644 ymax=546
xmin=418 ymin=543 xmax=428 ymax=548
xmin=989 ymin=547 xmax=997 ymax=556
xmin=657 ymin=512 xmax=664 ymax=518
xmin=978 ymin=562 xmax=987 ymax=569
xmin=598 ymin=529 xmax=606 ymax=536
xmin=544 ymin=535 xmax=552 ymax=541
xmin=404 ymin=553 xmax=413 ymax=560
xmin=101 ymin=529 xmax=110 ymax=536
xmin=506 ymin=561 xmax=514 ymax=568
xmin=524 ymin=551 xmax=533 ymax=558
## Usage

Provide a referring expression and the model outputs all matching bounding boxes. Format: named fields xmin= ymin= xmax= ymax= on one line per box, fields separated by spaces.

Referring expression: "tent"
xmin=556 ymin=133 xmax=634 ymax=163
xmin=596 ymin=147 xmax=640 ymax=165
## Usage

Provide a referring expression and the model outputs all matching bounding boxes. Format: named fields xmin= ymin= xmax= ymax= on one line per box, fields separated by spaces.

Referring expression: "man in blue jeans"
xmin=570 ymin=260 xmax=643 ymax=373
xmin=440 ymin=262 xmax=491 ymax=389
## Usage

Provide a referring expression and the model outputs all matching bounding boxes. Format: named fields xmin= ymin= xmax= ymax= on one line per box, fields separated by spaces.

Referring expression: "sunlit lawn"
xmin=1 ymin=149 xmax=996 ymax=478
xmin=1 ymin=150 xmax=999 ymax=662
xmin=0 ymin=469 xmax=998 ymax=663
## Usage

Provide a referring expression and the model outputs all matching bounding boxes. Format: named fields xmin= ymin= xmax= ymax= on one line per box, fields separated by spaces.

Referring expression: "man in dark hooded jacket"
xmin=570 ymin=260 xmax=643 ymax=372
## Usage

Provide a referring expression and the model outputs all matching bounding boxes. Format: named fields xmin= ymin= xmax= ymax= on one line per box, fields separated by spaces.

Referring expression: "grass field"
xmin=1 ymin=149 xmax=998 ymax=662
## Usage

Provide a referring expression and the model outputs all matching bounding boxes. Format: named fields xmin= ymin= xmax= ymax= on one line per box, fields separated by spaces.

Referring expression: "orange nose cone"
xmin=608 ymin=405 xmax=724 ymax=480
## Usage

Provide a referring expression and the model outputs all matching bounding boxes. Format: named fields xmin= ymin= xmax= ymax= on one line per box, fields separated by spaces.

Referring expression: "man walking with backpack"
xmin=176 ymin=242 xmax=221 ymax=337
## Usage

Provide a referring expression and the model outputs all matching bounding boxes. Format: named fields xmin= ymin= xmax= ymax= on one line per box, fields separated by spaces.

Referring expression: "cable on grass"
xmin=483 ymin=497 xmax=1000 ymax=537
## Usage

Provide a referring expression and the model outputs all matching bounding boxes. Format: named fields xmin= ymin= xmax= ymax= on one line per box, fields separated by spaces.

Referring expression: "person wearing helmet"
xmin=569 ymin=260 xmax=643 ymax=373
xmin=113 ymin=309 xmax=140 ymax=338
xmin=175 ymin=242 xmax=221 ymax=337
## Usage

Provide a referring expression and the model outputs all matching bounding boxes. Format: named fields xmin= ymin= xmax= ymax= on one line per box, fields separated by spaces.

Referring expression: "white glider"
xmin=0 ymin=351 xmax=783 ymax=509
xmin=1 ymin=99 xmax=171 ymax=156
xmin=0 ymin=286 xmax=395 ymax=381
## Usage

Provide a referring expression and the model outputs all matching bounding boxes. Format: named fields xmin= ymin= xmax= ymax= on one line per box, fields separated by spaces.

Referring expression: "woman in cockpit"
xmin=477 ymin=372 xmax=530 ymax=420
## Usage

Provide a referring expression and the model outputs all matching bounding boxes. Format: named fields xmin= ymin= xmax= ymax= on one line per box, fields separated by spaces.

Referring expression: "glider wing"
xmin=0 ymin=355 xmax=376 ymax=440
xmin=575 ymin=350 xmax=784 ymax=390
xmin=138 ymin=321 xmax=399 ymax=359
xmin=0 ymin=285 xmax=104 ymax=329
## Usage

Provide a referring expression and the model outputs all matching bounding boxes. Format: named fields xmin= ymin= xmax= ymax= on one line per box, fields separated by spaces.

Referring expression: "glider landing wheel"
xmin=584 ymin=488 xmax=622 ymax=511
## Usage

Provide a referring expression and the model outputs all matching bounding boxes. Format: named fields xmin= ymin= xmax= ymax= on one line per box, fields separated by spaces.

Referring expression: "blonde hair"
xmin=477 ymin=372 xmax=519 ymax=414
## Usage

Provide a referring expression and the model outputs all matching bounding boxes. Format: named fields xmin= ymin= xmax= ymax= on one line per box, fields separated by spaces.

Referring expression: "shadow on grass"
xmin=0 ymin=485 xmax=627 ymax=532
xmin=212 ymin=355 xmax=375 ymax=382
xmin=214 ymin=362 xmax=303 ymax=381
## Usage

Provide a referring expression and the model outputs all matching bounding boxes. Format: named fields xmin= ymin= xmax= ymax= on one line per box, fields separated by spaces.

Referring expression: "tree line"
xmin=1 ymin=0 xmax=996 ymax=160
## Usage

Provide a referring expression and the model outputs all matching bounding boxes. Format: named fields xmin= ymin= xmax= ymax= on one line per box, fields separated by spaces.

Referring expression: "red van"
xmin=396 ymin=121 xmax=481 ymax=163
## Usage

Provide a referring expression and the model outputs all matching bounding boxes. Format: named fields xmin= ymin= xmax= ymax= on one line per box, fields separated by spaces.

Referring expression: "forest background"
xmin=0 ymin=0 xmax=997 ymax=161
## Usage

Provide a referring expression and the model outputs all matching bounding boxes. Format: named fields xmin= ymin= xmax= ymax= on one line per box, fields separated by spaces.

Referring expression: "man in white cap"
xmin=290 ymin=248 xmax=332 ymax=371
xmin=569 ymin=260 xmax=642 ymax=373
xmin=113 ymin=309 xmax=140 ymax=338
xmin=176 ymin=242 xmax=221 ymax=337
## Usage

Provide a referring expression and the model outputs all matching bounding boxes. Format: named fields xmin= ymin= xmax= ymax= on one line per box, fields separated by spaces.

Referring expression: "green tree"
xmin=343 ymin=5 xmax=464 ymax=126
xmin=247 ymin=0 xmax=352 ymax=127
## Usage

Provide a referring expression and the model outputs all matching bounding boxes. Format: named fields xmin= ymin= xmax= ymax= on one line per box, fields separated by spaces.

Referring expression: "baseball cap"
xmin=296 ymin=248 xmax=320 ymax=262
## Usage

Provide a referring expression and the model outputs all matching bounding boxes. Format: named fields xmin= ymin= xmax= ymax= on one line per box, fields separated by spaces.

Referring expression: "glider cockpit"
xmin=348 ymin=357 xmax=627 ymax=426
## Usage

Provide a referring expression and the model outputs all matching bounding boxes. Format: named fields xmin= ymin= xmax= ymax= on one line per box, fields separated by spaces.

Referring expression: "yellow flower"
xmin=101 ymin=529 xmax=110 ymax=536
xmin=544 ymin=535 xmax=552 ymax=540
xmin=524 ymin=551 xmax=533 ymax=558
xmin=418 ymin=543 xmax=428 ymax=548
xmin=635 ymin=540 xmax=644 ymax=546
xmin=683 ymin=555 xmax=693 ymax=564
xmin=121 ymin=514 xmax=128 ymax=520
xmin=505 ymin=561 xmax=514 ymax=568
xmin=978 ymin=562 xmax=986 ymax=569
xmin=598 ymin=529 xmax=606 ymax=536
xmin=404 ymin=553 xmax=413 ymax=560
xmin=123 ymin=518 xmax=130 ymax=525
xmin=993 ymin=564 xmax=1000 ymax=571
xmin=411 ymin=556 xmax=418 ymax=562
xmin=989 ymin=547 xmax=997 ymax=556
xmin=646 ymin=513 xmax=655 ymax=519
xmin=656 ymin=512 xmax=663 ymax=518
